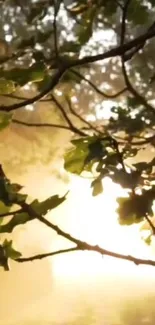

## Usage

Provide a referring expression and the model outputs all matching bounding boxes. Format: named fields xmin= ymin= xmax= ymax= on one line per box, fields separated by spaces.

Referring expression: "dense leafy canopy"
xmin=0 ymin=0 xmax=155 ymax=269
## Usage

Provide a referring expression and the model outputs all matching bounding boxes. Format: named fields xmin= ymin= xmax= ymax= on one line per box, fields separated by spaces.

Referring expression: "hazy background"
xmin=0 ymin=98 xmax=155 ymax=325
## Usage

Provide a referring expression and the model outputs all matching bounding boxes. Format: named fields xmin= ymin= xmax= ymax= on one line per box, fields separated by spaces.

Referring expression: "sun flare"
xmin=51 ymin=176 xmax=153 ymax=278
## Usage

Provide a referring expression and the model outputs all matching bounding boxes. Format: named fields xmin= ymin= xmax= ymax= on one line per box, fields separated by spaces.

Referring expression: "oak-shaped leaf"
xmin=0 ymin=194 xmax=66 ymax=233
xmin=0 ymin=62 xmax=46 ymax=87
xmin=117 ymin=189 xmax=155 ymax=225
xmin=64 ymin=136 xmax=109 ymax=175
xmin=111 ymin=169 xmax=141 ymax=189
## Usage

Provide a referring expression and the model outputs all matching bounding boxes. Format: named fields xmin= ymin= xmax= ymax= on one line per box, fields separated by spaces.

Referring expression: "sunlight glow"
xmin=87 ymin=100 xmax=117 ymax=121
xmin=52 ymin=176 xmax=153 ymax=279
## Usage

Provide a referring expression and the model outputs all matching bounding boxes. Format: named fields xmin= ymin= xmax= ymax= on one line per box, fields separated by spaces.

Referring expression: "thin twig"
xmin=1 ymin=94 xmax=52 ymax=102
xmin=16 ymin=247 xmax=79 ymax=263
xmin=70 ymin=68 xmax=127 ymax=99
xmin=65 ymin=95 xmax=103 ymax=135
xmin=114 ymin=134 xmax=155 ymax=146
xmin=17 ymin=201 xmax=155 ymax=267
xmin=53 ymin=0 xmax=59 ymax=58
xmin=51 ymin=94 xmax=87 ymax=136
xmin=0 ymin=209 xmax=23 ymax=218
xmin=0 ymin=67 xmax=66 ymax=112
xmin=12 ymin=118 xmax=74 ymax=131
xmin=144 ymin=215 xmax=155 ymax=235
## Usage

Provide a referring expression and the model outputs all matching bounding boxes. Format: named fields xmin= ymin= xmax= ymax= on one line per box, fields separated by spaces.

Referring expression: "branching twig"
xmin=0 ymin=67 xmax=66 ymax=112
xmin=51 ymin=94 xmax=86 ymax=136
xmin=65 ymin=95 xmax=103 ymax=135
xmin=120 ymin=1 xmax=155 ymax=115
xmin=71 ymin=27 xmax=155 ymax=67
xmin=16 ymin=201 xmax=155 ymax=267
xmin=124 ymin=21 xmax=155 ymax=61
xmin=0 ymin=28 xmax=155 ymax=112
xmin=114 ymin=134 xmax=155 ymax=146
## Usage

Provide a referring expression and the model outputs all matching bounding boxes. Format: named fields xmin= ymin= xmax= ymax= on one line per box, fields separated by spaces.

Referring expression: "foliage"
xmin=0 ymin=0 xmax=155 ymax=270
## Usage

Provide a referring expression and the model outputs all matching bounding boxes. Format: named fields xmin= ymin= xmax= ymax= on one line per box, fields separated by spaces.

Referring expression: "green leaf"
xmin=31 ymin=194 xmax=66 ymax=215
xmin=0 ymin=201 xmax=11 ymax=219
xmin=3 ymin=239 xmax=22 ymax=260
xmin=0 ymin=177 xmax=11 ymax=207
xmin=143 ymin=234 xmax=152 ymax=246
xmin=64 ymin=136 xmax=110 ymax=175
xmin=0 ymin=79 xmax=16 ymax=94
xmin=0 ymin=62 xmax=46 ymax=87
xmin=60 ymin=41 xmax=81 ymax=54
xmin=27 ymin=6 xmax=47 ymax=24
xmin=0 ymin=244 xmax=9 ymax=271
xmin=91 ymin=177 xmax=103 ymax=196
xmin=0 ymin=194 xmax=66 ymax=233
xmin=76 ymin=6 xmax=97 ymax=45
xmin=128 ymin=3 xmax=149 ymax=25
xmin=104 ymin=1 xmax=117 ymax=16
xmin=117 ymin=189 xmax=155 ymax=225
xmin=0 ymin=165 xmax=25 ymax=208
xmin=0 ymin=112 xmax=12 ymax=130
xmin=85 ymin=139 xmax=106 ymax=164
xmin=127 ymin=96 xmax=142 ymax=108
xmin=0 ymin=211 xmax=31 ymax=233
xmin=64 ymin=141 xmax=89 ymax=174
xmin=18 ymin=30 xmax=53 ymax=49
xmin=111 ymin=170 xmax=141 ymax=189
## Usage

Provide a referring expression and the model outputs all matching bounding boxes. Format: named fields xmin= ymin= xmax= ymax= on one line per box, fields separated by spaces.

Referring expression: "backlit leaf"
xmin=3 ymin=239 xmax=22 ymax=260
xmin=0 ymin=194 xmax=66 ymax=233
xmin=0 ymin=79 xmax=15 ymax=94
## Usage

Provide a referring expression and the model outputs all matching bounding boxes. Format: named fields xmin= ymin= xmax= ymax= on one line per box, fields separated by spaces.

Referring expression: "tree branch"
xmin=0 ymin=27 xmax=155 ymax=112
xmin=0 ymin=67 xmax=66 ymax=112
xmin=70 ymin=27 xmax=155 ymax=68
xmin=124 ymin=21 xmax=155 ymax=61
xmin=18 ymin=201 xmax=155 ymax=267
xmin=16 ymin=247 xmax=79 ymax=263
